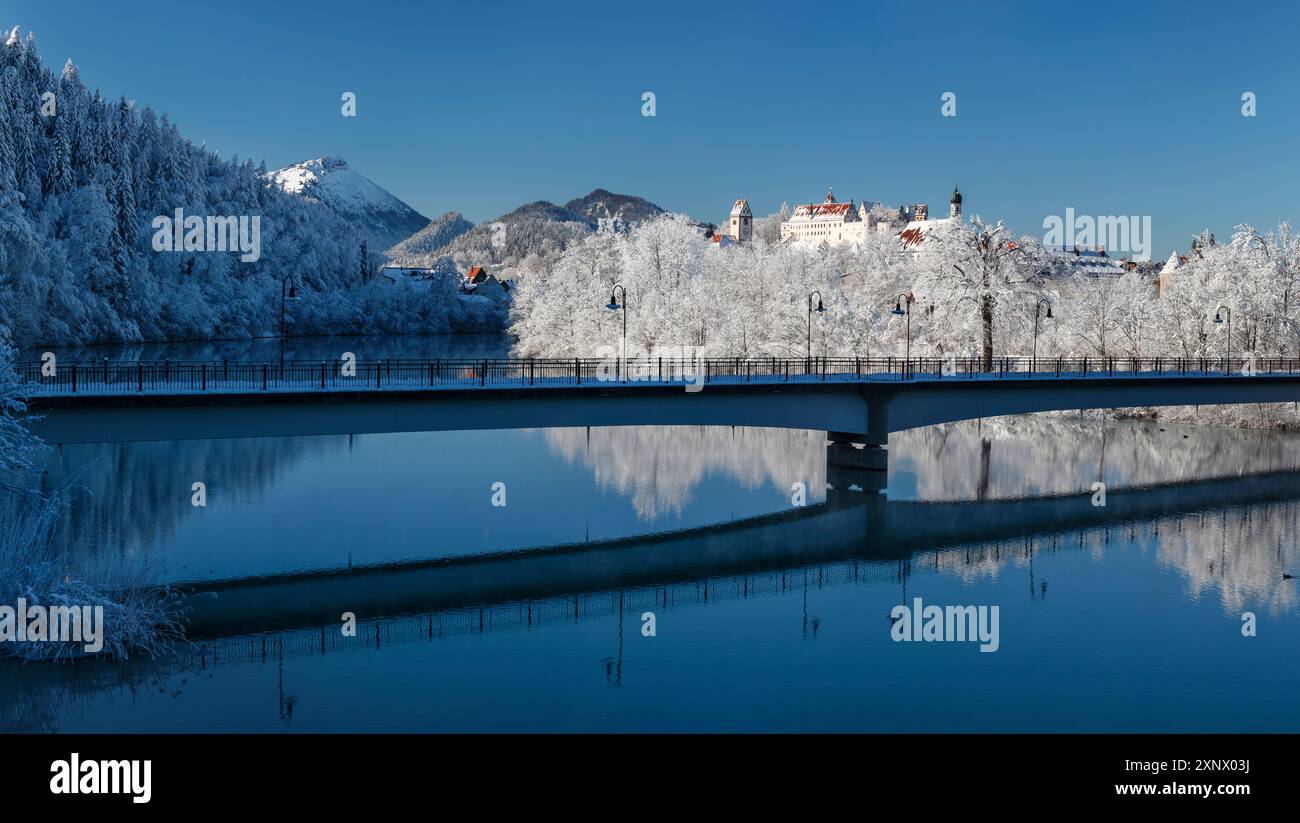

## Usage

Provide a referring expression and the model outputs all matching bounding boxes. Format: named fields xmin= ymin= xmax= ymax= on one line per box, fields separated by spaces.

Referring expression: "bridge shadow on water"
xmin=7 ymin=424 xmax=1300 ymax=732
xmin=176 ymin=445 xmax=1300 ymax=655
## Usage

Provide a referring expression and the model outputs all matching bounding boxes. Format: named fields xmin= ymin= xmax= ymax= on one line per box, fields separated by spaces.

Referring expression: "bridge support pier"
xmin=827 ymin=397 xmax=889 ymax=501
xmin=826 ymin=440 xmax=888 ymax=501
xmin=828 ymin=395 xmax=890 ymax=447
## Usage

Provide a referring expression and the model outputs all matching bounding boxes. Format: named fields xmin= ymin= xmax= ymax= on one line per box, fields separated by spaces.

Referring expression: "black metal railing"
xmin=17 ymin=355 xmax=1300 ymax=396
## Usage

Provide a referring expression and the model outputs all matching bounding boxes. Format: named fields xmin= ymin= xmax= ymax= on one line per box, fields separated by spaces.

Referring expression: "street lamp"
xmin=1033 ymin=298 xmax=1054 ymax=369
xmin=807 ymin=290 xmax=825 ymax=363
xmin=607 ymin=283 xmax=628 ymax=376
xmin=892 ymin=292 xmax=912 ymax=378
xmin=280 ymin=276 xmax=299 ymax=370
xmin=1214 ymin=305 xmax=1231 ymax=373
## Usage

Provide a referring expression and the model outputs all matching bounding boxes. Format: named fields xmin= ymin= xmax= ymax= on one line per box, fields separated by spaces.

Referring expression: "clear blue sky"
xmin=8 ymin=0 xmax=1300 ymax=257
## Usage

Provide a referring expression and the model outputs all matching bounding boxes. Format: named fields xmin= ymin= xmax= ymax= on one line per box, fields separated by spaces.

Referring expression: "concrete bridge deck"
xmin=21 ymin=356 xmax=1300 ymax=447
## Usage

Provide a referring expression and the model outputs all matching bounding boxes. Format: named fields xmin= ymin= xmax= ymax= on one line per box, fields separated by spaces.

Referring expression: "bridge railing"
xmin=16 ymin=355 xmax=1300 ymax=395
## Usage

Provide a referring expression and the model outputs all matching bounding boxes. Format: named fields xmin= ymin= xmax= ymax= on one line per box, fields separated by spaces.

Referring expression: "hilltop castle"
xmin=722 ymin=187 xmax=962 ymax=247
xmin=776 ymin=187 xmax=962 ymax=246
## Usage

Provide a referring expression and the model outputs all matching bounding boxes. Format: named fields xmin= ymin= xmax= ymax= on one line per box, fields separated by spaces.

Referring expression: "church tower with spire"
xmin=949 ymin=185 xmax=962 ymax=220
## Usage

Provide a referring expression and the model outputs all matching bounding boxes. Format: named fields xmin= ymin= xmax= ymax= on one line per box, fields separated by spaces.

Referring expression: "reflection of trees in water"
xmin=893 ymin=416 xmax=1300 ymax=500
xmin=542 ymin=416 xmax=1300 ymax=611
xmin=0 ymin=654 xmax=186 ymax=733
xmin=927 ymin=504 xmax=1300 ymax=614
xmin=542 ymin=426 xmax=826 ymax=519
xmin=1133 ymin=403 xmax=1300 ymax=430
xmin=36 ymin=436 xmax=347 ymax=572
xmin=12 ymin=495 xmax=1299 ymax=731
xmin=10 ymin=415 xmax=1298 ymax=728
xmin=545 ymin=416 xmax=1300 ymax=512
xmin=1156 ymin=504 xmax=1299 ymax=615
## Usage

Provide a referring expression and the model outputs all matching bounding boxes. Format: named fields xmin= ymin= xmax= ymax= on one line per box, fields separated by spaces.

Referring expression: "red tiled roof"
xmin=791 ymin=202 xmax=854 ymax=219
xmin=900 ymin=226 xmax=925 ymax=248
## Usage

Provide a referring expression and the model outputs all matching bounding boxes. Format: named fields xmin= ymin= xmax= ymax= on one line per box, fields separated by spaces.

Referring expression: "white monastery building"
xmin=775 ymin=186 xmax=964 ymax=247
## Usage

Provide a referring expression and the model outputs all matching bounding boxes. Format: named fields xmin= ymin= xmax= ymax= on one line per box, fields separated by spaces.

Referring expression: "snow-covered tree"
xmin=0 ymin=27 xmax=497 ymax=348
xmin=913 ymin=218 xmax=1048 ymax=369
xmin=0 ymin=330 xmax=40 ymax=477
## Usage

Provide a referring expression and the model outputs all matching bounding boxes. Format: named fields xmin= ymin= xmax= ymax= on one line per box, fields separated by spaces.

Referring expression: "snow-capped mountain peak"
xmin=266 ymin=156 xmax=430 ymax=254
xmin=270 ymin=154 xmax=350 ymax=195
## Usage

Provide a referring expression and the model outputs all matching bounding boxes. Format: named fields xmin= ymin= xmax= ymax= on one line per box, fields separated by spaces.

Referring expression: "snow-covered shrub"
xmin=0 ymin=488 xmax=186 ymax=662
xmin=1 ymin=332 xmax=182 ymax=661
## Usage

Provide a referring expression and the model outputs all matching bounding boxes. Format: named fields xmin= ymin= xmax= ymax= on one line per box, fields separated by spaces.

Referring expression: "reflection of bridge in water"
xmin=181 ymin=458 xmax=1300 ymax=660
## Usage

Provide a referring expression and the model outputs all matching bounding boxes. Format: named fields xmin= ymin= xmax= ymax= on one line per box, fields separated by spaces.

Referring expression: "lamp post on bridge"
xmin=807 ymin=291 xmax=825 ymax=364
xmin=279 ymin=276 xmax=300 ymax=371
xmin=607 ymin=283 xmax=628 ymax=379
xmin=891 ymin=292 xmax=912 ymax=379
xmin=1033 ymin=298 xmax=1054 ymax=370
xmin=1214 ymin=305 xmax=1232 ymax=373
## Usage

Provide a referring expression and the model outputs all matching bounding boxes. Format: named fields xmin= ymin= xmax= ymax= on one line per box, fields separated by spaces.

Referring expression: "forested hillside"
xmin=0 ymin=27 xmax=500 ymax=347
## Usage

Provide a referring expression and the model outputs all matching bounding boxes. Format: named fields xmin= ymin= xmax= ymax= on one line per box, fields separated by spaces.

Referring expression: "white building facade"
xmin=780 ymin=187 xmax=963 ymax=247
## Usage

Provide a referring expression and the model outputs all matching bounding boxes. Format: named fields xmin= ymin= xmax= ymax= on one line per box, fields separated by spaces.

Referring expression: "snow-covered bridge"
xmin=22 ymin=357 xmax=1300 ymax=465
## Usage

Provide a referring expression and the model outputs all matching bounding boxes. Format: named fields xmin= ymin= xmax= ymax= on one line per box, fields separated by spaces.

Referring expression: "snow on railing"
xmin=16 ymin=355 xmax=1300 ymax=396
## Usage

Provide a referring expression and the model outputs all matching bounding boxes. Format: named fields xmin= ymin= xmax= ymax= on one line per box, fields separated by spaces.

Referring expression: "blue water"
xmin=5 ymin=360 xmax=1300 ymax=731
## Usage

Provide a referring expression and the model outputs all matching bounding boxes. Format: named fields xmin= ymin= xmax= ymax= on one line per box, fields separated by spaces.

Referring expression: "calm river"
xmin=4 ymin=335 xmax=1299 ymax=732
